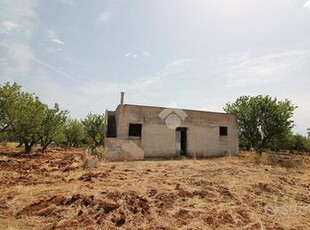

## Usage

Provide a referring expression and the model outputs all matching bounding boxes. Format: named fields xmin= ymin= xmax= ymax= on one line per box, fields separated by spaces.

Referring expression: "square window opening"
xmin=129 ymin=123 xmax=142 ymax=137
xmin=219 ymin=126 xmax=228 ymax=136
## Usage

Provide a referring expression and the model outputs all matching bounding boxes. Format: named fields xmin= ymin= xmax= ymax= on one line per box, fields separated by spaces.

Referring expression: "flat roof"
xmin=116 ymin=103 xmax=232 ymax=116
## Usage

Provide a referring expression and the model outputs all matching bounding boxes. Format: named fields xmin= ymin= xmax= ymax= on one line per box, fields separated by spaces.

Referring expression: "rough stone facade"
xmin=105 ymin=103 xmax=238 ymax=161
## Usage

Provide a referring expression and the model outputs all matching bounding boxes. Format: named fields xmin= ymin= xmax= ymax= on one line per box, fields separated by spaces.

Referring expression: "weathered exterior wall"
xmin=141 ymin=124 xmax=176 ymax=158
xmin=187 ymin=124 xmax=238 ymax=157
xmin=105 ymin=138 xmax=144 ymax=161
xmin=106 ymin=104 xmax=238 ymax=160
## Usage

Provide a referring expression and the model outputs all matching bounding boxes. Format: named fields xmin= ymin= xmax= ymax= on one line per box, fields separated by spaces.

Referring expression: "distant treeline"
xmin=0 ymin=82 xmax=104 ymax=153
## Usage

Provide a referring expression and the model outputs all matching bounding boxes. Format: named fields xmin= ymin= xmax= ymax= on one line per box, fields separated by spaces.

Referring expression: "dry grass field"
xmin=0 ymin=145 xmax=309 ymax=230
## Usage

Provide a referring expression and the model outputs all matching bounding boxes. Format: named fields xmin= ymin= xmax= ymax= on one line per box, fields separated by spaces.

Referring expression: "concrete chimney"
xmin=120 ymin=92 xmax=125 ymax=105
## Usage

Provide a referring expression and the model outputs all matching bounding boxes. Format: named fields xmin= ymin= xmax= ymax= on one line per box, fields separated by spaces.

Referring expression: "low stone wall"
xmin=105 ymin=138 xmax=144 ymax=162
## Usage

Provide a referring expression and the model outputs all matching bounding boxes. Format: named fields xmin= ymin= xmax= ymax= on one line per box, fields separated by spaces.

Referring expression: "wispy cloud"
xmin=1 ymin=41 xmax=34 ymax=76
xmin=125 ymin=51 xmax=151 ymax=58
xmin=29 ymin=69 xmax=83 ymax=115
xmin=131 ymin=58 xmax=193 ymax=88
xmin=51 ymin=38 xmax=64 ymax=45
xmin=0 ymin=20 xmax=18 ymax=35
xmin=163 ymin=58 xmax=192 ymax=76
xmin=0 ymin=0 xmax=39 ymax=78
xmin=79 ymin=58 xmax=193 ymax=113
xmin=212 ymin=50 xmax=308 ymax=88
xmin=31 ymin=57 xmax=85 ymax=84
xmin=304 ymin=0 xmax=310 ymax=11
xmin=166 ymin=59 xmax=192 ymax=69
xmin=125 ymin=53 xmax=138 ymax=58
xmin=97 ymin=11 xmax=112 ymax=24
xmin=47 ymin=29 xmax=64 ymax=45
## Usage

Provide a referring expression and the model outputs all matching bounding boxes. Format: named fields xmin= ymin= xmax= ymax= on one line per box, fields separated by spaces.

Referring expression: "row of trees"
xmin=225 ymin=95 xmax=310 ymax=155
xmin=283 ymin=133 xmax=310 ymax=152
xmin=1 ymin=82 xmax=309 ymax=155
xmin=0 ymin=82 xmax=104 ymax=153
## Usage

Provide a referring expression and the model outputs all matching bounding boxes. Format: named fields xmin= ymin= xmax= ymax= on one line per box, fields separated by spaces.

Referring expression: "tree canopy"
xmin=63 ymin=119 xmax=85 ymax=147
xmin=0 ymin=82 xmax=68 ymax=153
xmin=224 ymin=95 xmax=296 ymax=155
xmin=40 ymin=104 xmax=68 ymax=151
xmin=82 ymin=113 xmax=105 ymax=148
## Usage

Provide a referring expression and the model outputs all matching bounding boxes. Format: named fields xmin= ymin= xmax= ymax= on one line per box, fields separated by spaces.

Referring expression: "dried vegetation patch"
xmin=0 ymin=146 xmax=309 ymax=229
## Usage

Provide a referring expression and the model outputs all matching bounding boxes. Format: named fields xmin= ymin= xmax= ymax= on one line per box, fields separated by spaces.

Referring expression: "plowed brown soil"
xmin=0 ymin=145 xmax=309 ymax=229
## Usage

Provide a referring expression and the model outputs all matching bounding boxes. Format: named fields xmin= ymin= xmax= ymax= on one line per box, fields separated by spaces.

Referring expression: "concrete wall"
xmin=107 ymin=104 xmax=238 ymax=159
xmin=187 ymin=124 xmax=238 ymax=157
xmin=141 ymin=124 xmax=176 ymax=158
xmin=105 ymin=138 xmax=144 ymax=161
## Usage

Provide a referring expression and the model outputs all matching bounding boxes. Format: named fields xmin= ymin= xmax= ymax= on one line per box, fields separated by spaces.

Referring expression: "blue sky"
xmin=1 ymin=0 xmax=310 ymax=134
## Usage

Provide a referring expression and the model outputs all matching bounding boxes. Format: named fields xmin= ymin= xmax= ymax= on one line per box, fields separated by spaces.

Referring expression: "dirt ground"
xmin=0 ymin=145 xmax=309 ymax=230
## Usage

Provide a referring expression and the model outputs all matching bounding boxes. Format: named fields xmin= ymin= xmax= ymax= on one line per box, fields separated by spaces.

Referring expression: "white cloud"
xmin=97 ymin=11 xmax=112 ymax=23
xmin=125 ymin=53 xmax=139 ymax=58
xmin=166 ymin=59 xmax=192 ymax=69
xmin=125 ymin=51 xmax=150 ymax=58
xmin=47 ymin=29 xmax=64 ymax=45
xmin=0 ymin=0 xmax=39 ymax=22
xmin=212 ymin=50 xmax=308 ymax=88
xmin=304 ymin=0 xmax=310 ymax=11
xmin=1 ymin=41 xmax=34 ymax=75
xmin=51 ymin=38 xmax=64 ymax=45
xmin=0 ymin=0 xmax=39 ymax=78
xmin=0 ymin=20 xmax=18 ymax=35
xmin=163 ymin=58 xmax=192 ymax=76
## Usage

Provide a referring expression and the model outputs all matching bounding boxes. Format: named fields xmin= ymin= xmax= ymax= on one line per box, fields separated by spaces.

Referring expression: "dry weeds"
xmin=0 ymin=146 xmax=309 ymax=229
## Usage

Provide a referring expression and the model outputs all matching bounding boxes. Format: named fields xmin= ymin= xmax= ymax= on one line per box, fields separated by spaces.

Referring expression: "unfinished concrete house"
xmin=104 ymin=93 xmax=238 ymax=161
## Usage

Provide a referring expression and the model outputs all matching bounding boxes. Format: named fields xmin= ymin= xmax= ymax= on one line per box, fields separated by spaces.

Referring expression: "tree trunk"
xmin=17 ymin=139 xmax=24 ymax=148
xmin=24 ymin=141 xmax=32 ymax=154
xmin=255 ymin=148 xmax=263 ymax=156
xmin=24 ymin=138 xmax=38 ymax=154
xmin=42 ymin=140 xmax=52 ymax=152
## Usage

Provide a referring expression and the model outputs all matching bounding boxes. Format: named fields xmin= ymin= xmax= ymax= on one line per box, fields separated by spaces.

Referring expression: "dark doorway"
xmin=107 ymin=115 xmax=117 ymax=137
xmin=176 ymin=127 xmax=187 ymax=156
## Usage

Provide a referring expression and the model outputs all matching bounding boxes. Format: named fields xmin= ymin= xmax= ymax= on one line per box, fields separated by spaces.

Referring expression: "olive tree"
xmin=0 ymin=82 xmax=68 ymax=153
xmin=64 ymin=119 xmax=84 ymax=147
xmin=7 ymin=91 xmax=46 ymax=153
xmin=40 ymin=104 xmax=68 ymax=151
xmin=0 ymin=82 xmax=21 ymax=133
xmin=224 ymin=95 xmax=296 ymax=155
xmin=82 ymin=113 xmax=105 ymax=148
